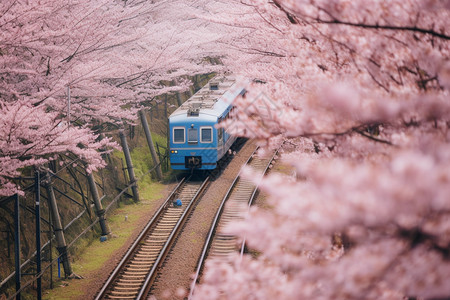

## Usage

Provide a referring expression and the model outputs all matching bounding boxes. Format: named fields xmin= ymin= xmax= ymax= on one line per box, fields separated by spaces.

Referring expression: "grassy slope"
xmin=43 ymin=133 xmax=167 ymax=300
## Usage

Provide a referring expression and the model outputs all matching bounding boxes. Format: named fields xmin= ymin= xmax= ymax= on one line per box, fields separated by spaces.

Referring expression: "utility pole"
xmin=35 ymin=171 xmax=42 ymax=300
xmin=45 ymin=173 xmax=72 ymax=277
xmin=119 ymin=129 xmax=140 ymax=203
xmin=139 ymin=110 xmax=163 ymax=181
xmin=14 ymin=194 xmax=21 ymax=300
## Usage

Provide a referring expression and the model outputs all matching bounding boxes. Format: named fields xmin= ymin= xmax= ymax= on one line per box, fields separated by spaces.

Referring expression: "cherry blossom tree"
xmin=0 ymin=0 xmax=224 ymax=196
xmin=193 ymin=0 xmax=450 ymax=299
xmin=0 ymin=0 xmax=121 ymax=196
xmin=0 ymin=100 xmax=116 ymax=196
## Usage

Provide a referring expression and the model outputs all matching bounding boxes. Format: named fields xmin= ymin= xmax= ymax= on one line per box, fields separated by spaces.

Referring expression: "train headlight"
xmin=171 ymin=150 xmax=178 ymax=154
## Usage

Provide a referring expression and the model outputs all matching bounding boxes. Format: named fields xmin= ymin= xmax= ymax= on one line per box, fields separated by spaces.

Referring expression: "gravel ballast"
xmin=150 ymin=140 xmax=257 ymax=299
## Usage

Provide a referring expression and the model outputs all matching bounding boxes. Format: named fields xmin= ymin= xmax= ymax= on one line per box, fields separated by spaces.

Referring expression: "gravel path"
xmin=149 ymin=140 xmax=256 ymax=300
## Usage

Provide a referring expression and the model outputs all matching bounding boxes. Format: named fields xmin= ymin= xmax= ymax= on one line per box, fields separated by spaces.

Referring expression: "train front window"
xmin=173 ymin=128 xmax=185 ymax=143
xmin=200 ymin=127 xmax=212 ymax=143
xmin=188 ymin=128 xmax=198 ymax=143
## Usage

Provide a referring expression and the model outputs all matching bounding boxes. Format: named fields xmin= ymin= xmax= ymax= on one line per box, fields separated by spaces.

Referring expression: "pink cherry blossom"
xmin=192 ymin=0 xmax=450 ymax=299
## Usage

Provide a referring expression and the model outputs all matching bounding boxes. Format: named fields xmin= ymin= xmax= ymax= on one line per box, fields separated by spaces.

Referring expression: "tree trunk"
xmin=45 ymin=173 xmax=72 ymax=278
xmin=139 ymin=110 xmax=163 ymax=181
xmin=176 ymin=92 xmax=183 ymax=107
xmin=87 ymin=173 xmax=110 ymax=236
xmin=119 ymin=130 xmax=140 ymax=203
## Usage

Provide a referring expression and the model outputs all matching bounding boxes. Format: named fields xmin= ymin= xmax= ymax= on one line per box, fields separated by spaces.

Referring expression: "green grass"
xmin=43 ymin=185 xmax=164 ymax=300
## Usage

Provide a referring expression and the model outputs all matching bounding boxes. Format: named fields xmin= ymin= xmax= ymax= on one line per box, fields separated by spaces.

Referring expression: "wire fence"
xmin=3 ymin=153 xmax=169 ymax=300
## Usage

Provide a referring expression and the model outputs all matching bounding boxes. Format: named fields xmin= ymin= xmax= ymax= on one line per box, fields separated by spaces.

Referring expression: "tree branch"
xmin=315 ymin=6 xmax=450 ymax=40
xmin=354 ymin=129 xmax=394 ymax=146
xmin=322 ymin=19 xmax=450 ymax=40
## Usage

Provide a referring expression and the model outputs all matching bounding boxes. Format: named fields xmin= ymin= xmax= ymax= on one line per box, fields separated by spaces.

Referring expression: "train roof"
xmin=169 ymin=75 xmax=241 ymax=121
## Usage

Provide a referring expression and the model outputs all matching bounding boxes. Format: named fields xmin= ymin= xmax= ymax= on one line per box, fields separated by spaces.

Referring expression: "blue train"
xmin=169 ymin=75 xmax=244 ymax=170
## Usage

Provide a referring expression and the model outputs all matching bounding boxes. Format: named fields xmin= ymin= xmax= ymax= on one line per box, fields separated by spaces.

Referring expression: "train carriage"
xmin=169 ymin=75 xmax=244 ymax=170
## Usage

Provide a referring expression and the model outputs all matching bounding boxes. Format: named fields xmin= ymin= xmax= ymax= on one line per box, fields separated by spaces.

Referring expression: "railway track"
xmin=95 ymin=176 xmax=209 ymax=300
xmin=189 ymin=147 xmax=279 ymax=298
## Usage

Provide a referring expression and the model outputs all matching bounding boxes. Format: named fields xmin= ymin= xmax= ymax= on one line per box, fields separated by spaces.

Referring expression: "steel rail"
xmin=238 ymin=145 xmax=282 ymax=257
xmin=136 ymin=176 xmax=210 ymax=299
xmin=188 ymin=144 xmax=281 ymax=299
xmin=95 ymin=177 xmax=187 ymax=300
xmin=188 ymin=147 xmax=260 ymax=299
